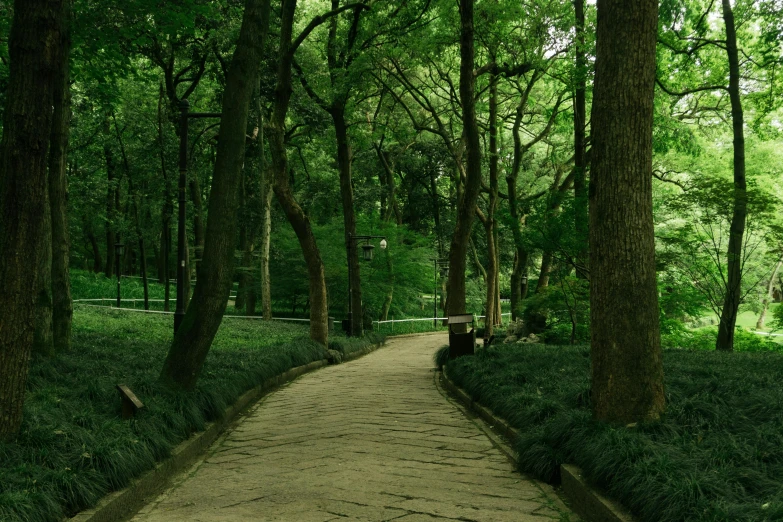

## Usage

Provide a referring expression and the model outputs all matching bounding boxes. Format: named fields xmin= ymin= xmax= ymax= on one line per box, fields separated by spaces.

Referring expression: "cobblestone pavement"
xmin=131 ymin=333 xmax=574 ymax=521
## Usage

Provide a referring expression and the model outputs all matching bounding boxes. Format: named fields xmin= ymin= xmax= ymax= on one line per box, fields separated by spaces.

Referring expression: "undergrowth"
xmin=0 ymin=306 xmax=330 ymax=522
xmin=444 ymin=344 xmax=783 ymax=522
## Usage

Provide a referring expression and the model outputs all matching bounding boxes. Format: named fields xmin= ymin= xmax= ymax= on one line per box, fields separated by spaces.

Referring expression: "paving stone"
xmin=130 ymin=333 xmax=573 ymax=521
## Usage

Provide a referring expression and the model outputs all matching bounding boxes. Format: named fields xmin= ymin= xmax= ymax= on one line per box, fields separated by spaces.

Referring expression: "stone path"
xmin=131 ymin=333 xmax=573 ymax=521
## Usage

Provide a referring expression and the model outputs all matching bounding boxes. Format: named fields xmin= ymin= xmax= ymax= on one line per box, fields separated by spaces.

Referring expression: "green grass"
xmin=0 ymin=305 xmax=381 ymax=522
xmin=443 ymin=344 xmax=783 ymax=522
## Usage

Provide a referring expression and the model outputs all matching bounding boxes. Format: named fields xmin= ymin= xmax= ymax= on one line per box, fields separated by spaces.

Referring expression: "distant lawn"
xmin=0 ymin=305 xmax=375 ymax=522
xmin=443 ymin=344 xmax=783 ymax=522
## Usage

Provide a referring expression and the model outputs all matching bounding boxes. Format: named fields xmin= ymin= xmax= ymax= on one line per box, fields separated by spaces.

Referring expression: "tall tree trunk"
xmin=189 ymin=175 xmax=205 ymax=275
xmin=589 ymin=0 xmax=664 ymax=423
xmin=160 ymin=0 xmax=271 ymax=390
xmin=446 ymin=0 xmax=483 ymax=322
xmin=573 ymin=0 xmax=589 ymax=278
xmin=756 ymin=257 xmax=783 ymax=330
xmin=331 ymin=107 xmax=362 ymax=336
xmin=50 ymin=0 xmax=72 ymax=352
xmin=114 ymin=116 xmax=150 ymax=310
xmin=483 ymin=71 xmax=499 ymax=338
xmin=104 ymin=121 xmax=116 ymax=279
xmin=257 ymin=109 xmax=274 ymax=320
xmin=33 ymin=192 xmax=53 ymax=357
xmin=715 ymin=0 xmax=747 ymax=353
xmin=158 ymin=85 xmax=173 ymax=311
xmin=87 ymin=227 xmax=103 ymax=273
xmin=507 ymin=99 xmax=530 ymax=321
xmin=235 ymin=171 xmax=249 ymax=311
xmin=0 ymin=0 xmax=64 ymax=440
xmin=269 ymin=0 xmax=329 ymax=345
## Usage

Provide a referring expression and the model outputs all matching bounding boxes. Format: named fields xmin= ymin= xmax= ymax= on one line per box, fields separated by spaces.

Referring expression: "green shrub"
xmin=444 ymin=344 xmax=783 ymax=522
xmin=0 ymin=307 xmax=324 ymax=522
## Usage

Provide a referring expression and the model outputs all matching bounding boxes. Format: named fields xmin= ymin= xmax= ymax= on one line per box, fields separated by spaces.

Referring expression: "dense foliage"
xmin=444 ymin=344 xmax=783 ymax=522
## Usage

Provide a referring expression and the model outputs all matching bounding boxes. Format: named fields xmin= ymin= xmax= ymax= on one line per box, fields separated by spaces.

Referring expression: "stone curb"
xmin=440 ymin=367 xmax=636 ymax=522
xmin=71 ymin=341 xmax=385 ymax=522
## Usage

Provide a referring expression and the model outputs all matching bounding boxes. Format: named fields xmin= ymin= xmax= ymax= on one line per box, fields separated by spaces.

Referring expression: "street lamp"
xmin=115 ymin=242 xmax=124 ymax=308
xmin=346 ymin=234 xmax=387 ymax=336
xmin=175 ymin=99 xmax=222 ymax=333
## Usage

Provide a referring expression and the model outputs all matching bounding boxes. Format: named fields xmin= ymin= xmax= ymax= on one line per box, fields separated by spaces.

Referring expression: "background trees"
xmin=0 ymin=0 xmax=782 ymax=434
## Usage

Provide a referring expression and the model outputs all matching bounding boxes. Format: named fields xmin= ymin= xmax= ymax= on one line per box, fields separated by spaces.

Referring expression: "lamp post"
xmin=434 ymin=259 xmax=449 ymax=327
xmin=115 ymin=242 xmax=124 ymax=308
xmin=346 ymin=234 xmax=387 ymax=336
xmin=175 ymin=99 xmax=222 ymax=333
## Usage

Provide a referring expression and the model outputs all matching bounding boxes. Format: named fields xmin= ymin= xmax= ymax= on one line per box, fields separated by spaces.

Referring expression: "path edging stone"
xmin=71 ymin=341 xmax=383 ymax=522
xmin=440 ymin=366 xmax=636 ymax=522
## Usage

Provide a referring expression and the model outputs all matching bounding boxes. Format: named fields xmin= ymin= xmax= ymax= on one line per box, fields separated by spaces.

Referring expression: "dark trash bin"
xmin=448 ymin=314 xmax=475 ymax=359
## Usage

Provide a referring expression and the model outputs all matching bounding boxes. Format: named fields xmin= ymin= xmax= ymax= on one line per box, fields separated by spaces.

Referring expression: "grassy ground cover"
xmin=441 ymin=344 xmax=783 ymax=522
xmin=0 ymin=306 xmax=379 ymax=522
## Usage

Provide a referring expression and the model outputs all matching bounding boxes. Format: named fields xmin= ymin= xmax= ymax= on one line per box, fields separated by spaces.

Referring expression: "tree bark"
xmin=0 ymin=0 xmax=64 ymax=439
xmin=715 ymin=0 xmax=747 ymax=352
xmin=756 ymin=257 xmax=783 ymax=330
xmin=589 ymin=0 xmax=664 ymax=423
xmin=159 ymin=0 xmax=271 ymax=390
xmin=332 ymin=107 xmax=362 ymax=336
xmin=269 ymin=0 xmax=329 ymax=345
xmin=33 ymin=189 xmax=53 ymax=357
xmin=104 ymin=120 xmax=117 ymax=279
xmin=257 ymin=109 xmax=274 ymax=320
xmin=446 ymin=0 xmax=483 ymax=322
xmin=483 ymin=71 xmax=499 ymax=338
xmin=573 ymin=0 xmax=589 ymax=278
xmin=49 ymin=0 xmax=72 ymax=352
xmin=158 ymin=84 xmax=173 ymax=311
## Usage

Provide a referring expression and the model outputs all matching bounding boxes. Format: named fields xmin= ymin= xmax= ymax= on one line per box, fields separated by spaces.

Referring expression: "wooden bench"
xmin=116 ymin=384 xmax=145 ymax=419
xmin=448 ymin=314 xmax=475 ymax=359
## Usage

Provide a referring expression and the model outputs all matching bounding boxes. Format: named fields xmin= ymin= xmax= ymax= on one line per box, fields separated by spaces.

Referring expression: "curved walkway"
xmin=131 ymin=333 xmax=573 ymax=521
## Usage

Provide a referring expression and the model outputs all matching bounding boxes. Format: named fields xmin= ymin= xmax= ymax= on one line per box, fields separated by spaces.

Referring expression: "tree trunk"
xmin=159 ymin=0 xmax=271 ymax=390
xmin=715 ymin=0 xmax=747 ymax=353
xmin=756 ymin=257 xmax=783 ymax=330
xmin=189 ymin=175 xmax=205 ymax=275
xmin=114 ymin=115 xmax=150 ymax=310
xmin=573 ymin=0 xmax=588 ymax=278
xmin=257 ymin=109 xmax=274 ymax=320
xmin=87 ymin=227 xmax=103 ymax=273
xmin=104 ymin=121 xmax=116 ymax=279
xmin=158 ymin=84 xmax=173 ymax=312
xmin=33 ymin=192 xmax=53 ymax=357
xmin=235 ymin=171 xmax=249 ymax=311
xmin=483 ymin=71 xmax=499 ymax=338
xmin=446 ymin=0 xmax=483 ymax=323
xmin=50 ymin=0 xmax=72 ymax=352
xmin=269 ymin=0 xmax=329 ymax=345
xmin=589 ymin=0 xmax=664 ymax=423
xmin=0 ymin=0 xmax=64 ymax=440
xmin=332 ymin=107 xmax=362 ymax=336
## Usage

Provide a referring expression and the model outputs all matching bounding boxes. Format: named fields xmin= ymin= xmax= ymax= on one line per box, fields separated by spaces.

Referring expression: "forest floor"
xmin=130 ymin=333 xmax=574 ymax=522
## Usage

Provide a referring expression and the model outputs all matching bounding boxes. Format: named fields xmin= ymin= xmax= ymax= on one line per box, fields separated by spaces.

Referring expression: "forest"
xmin=2 ymin=0 xmax=783 ymax=456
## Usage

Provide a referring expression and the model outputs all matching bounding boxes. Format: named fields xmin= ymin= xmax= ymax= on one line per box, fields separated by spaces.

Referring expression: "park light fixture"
xmin=361 ymin=243 xmax=375 ymax=261
xmin=380 ymin=238 xmax=387 ymax=250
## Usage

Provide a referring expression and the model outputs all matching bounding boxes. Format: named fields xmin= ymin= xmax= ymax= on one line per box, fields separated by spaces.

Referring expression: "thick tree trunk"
xmin=573 ymin=0 xmax=588 ymax=278
xmin=446 ymin=0 xmax=483 ymax=322
xmin=50 ymin=1 xmax=72 ymax=352
xmin=589 ymin=0 xmax=664 ymax=423
xmin=715 ymin=0 xmax=747 ymax=353
xmin=159 ymin=0 xmax=271 ymax=390
xmin=757 ymin=257 xmax=783 ymax=330
xmin=0 ymin=0 xmax=64 ymax=439
xmin=269 ymin=0 xmax=329 ymax=345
